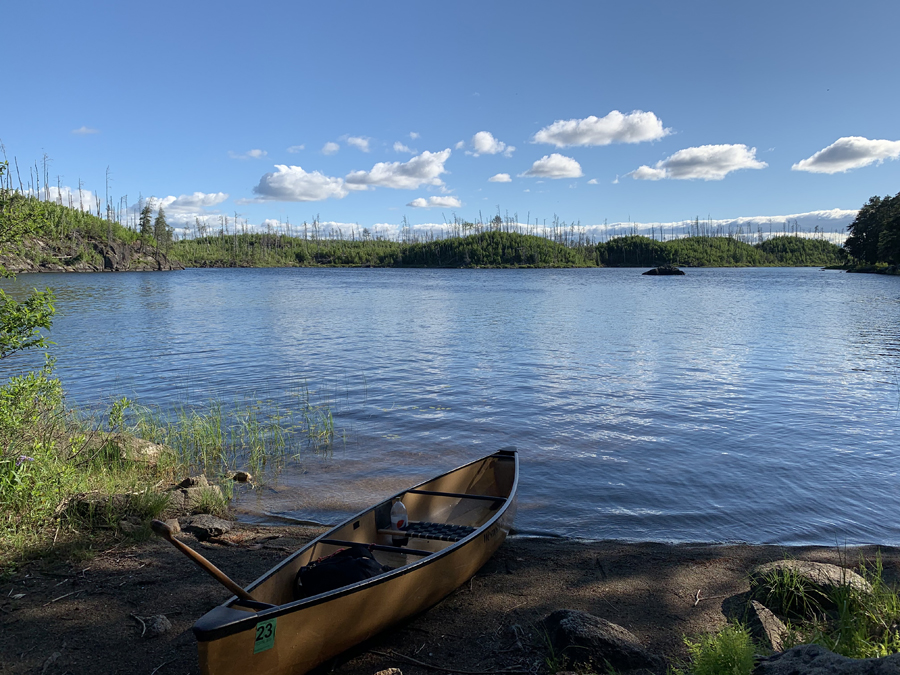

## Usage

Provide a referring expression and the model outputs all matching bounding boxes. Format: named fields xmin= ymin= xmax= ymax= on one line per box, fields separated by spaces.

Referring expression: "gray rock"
xmin=542 ymin=609 xmax=663 ymax=673
xmin=643 ymin=265 xmax=685 ymax=276
xmin=754 ymin=644 xmax=900 ymax=674
xmin=181 ymin=514 xmax=232 ymax=541
xmin=750 ymin=560 xmax=872 ymax=600
xmin=749 ymin=600 xmax=789 ymax=653
xmin=118 ymin=515 xmax=143 ymax=534
xmin=134 ymin=614 xmax=172 ymax=638
xmin=178 ymin=475 xmax=210 ymax=489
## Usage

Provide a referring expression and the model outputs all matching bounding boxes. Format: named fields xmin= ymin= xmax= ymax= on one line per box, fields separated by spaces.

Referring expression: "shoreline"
xmin=2 ymin=522 xmax=898 ymax=675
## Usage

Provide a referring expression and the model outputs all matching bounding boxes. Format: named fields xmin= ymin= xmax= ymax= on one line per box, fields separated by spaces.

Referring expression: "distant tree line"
xmin=844 ymin=191 xmax=900 ymax=265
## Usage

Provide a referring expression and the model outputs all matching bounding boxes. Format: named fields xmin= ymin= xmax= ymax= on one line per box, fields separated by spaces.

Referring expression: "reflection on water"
xmin=1 ymin=267 xmax=898 ymax=545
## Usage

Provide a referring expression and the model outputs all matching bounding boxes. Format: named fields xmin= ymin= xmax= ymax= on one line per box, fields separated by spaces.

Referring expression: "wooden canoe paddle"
xmin=150 ymin=519 xmax=259 ymax=603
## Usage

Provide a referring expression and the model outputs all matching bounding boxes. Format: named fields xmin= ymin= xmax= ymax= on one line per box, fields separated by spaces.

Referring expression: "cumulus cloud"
xmin=393 ymin=141 xmax=415 ymax=154
xmin=72 ymin=126 xmax=99 ymax=135
xmin=489 ymin=173 xmax=512 ymax=183
xmin=229 ymin=149 xmax=268 ymax=160
xmin=346 ymin=136 xmax=371 ymax=152
xmin=253 ymin=165 xmax=348 ymax=201
xmin=409 ymin=132 xmax=420 ymax=139
xmin=533 ymin=110 xmax=669 ymax=147
xmin=345 ymin=149 xmax=452 ymax=190
xmin=322 ymin=142 xmax=340 ymax=155
xmin=587 ymin=178 xmax=599 ymax=185
xmin=632 ymin=144 xmax=767 ymax=181
xmin=469 ymin=131 xmax=515 ymax=157
xmin=455 ymin=140 xmax=465 ymax=150
xmin=159 ymin=192 xmax=229 ymax=212
xmin=521 ymin=153 xmax=583 ymax=179
xmin=287 ymin=145 xmax=305 ymax=153
xmin=791 ymin=136 xmax=900 ymax=174
xmin=407 ymin=196 xmax=462 ymax=208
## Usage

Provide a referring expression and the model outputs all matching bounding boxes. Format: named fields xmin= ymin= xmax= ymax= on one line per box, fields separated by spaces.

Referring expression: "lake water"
xmin=2 ymin=267 xmax=898 ymax=546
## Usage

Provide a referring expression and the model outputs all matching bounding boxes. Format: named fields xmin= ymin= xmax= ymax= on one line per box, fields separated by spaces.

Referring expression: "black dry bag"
xmin=294 ymin=544 xmax=390 ymax=600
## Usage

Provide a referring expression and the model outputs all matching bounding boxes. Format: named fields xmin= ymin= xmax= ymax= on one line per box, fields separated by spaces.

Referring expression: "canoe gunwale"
xmin=193 ymin=447 xmax=518 ymax=643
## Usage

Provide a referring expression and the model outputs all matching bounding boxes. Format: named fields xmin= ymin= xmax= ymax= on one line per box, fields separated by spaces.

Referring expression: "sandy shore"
xmin=2 ymin=524 xmax=898 ymax=675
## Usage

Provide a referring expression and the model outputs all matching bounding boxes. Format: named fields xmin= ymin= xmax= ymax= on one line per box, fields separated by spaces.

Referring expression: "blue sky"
xmin=3 ymin=0 xmax=899 ymax=240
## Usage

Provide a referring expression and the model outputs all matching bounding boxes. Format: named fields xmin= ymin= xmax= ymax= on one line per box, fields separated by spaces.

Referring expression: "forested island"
xmin=0 ymin=189 xmax=850 ymax=271
xmin=1 ymin=161 xmax=897 ymax=272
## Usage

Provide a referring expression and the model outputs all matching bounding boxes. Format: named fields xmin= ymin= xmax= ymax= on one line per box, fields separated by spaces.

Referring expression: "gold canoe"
xmin=193 ymin=447 xmax=518 ymax=675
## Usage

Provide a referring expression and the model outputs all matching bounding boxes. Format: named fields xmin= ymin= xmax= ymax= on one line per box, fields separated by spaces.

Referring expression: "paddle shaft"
xmin=150 ymin=520 xmax=258 ymax=603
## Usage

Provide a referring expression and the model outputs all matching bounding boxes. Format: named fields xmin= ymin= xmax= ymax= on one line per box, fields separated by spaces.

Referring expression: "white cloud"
xmin=159 ymin=192 xmax=229 ymax=212
xmin=455 ymin=140 xmax=465 ymax=150
xmin=632 ymin=144 xmax=767 ymax=181
xmin=489 ymin=173 xmax=512 ymax=183
xmin=792 ymin=136 xmax=900 ymax=174
xmin=521 ymin=153 xmax=583 ymax=179
xmin=287 ymin=145 xmax=305 ymax=153
xmin=407 ymin=196 xmax=462 ymax=208
xmin=345 ymin=149 xmax=452 ymax=190
xmin=409 ymin=132 xmax=420 ymax=140
xmin=322 ymin=142 xmax=340 ymax=155
xmin=393 ymin=141 xmax=415 ymax=154
xmin=229 ymin=149 xmax=268 ymax=160
xmin=346 ymin=136 xmax=371 ymax=152
xmin=252 ymin=165 xmax=348 ymax=201
xmin=587 ymin=178 xmax=599 ymax=185
xmin=533 ymin=110 xmax=670 ymax=147
xmin=469 ymin=131 xmax=515 ymax=157
xmin=72 ymin=126 xmax=99 ymax=135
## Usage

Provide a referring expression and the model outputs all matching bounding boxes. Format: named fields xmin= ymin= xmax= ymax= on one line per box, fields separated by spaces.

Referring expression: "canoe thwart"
xmin=319 ymin=539 xmax=435 ymax=557
xmin=405 ymin=489 xmax=506 ymax=502
xmin=378 ymin=521 xmax=476 ymax=542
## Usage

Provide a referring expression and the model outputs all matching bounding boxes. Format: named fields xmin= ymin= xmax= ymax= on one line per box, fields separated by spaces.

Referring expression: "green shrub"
xmin=679 ymin=624 xmax=755 ymax=675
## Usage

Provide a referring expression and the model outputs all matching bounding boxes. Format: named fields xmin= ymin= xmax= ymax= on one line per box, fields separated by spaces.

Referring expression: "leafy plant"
xmin=677 ymin=624 xmax=755 ymax=675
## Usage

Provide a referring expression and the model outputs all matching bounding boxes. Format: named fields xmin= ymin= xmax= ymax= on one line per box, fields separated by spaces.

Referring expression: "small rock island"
xmin=642 ymin=264 xmax=685 ymax=275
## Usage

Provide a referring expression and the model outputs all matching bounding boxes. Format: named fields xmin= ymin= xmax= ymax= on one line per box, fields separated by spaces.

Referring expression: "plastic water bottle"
xmin=390 ymin=500 xmax=409 ymax=547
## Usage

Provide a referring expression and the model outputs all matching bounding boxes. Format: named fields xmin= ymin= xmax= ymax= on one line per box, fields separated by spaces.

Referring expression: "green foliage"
xmin=752 ymin=565 xmax=828 ymax=620
xmin=0 ymin=288 xmax=55 ymax=359
xmin=591 ymin=235 xmax=846 ymax=268
xmin=756 ymin=236 xmax=847 ymax=267
xmin=677 ymin=624 xmax=755 ymax=675
xmin=845 ymin=192 xmax=900 ymax=265
xmin=172 ymin=230 xmax=593 ymax=268
xmin=139 ymin=199 xmax=154 ymax=239
xmin=807 ymin=555 xmax=900 ymax=659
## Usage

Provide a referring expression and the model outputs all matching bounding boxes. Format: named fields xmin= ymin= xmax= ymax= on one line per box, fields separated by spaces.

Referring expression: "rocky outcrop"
xmin=0 ymin=236 xmax=183 ymax=273
xmin=542 ymin=609 xmax=664 ymax=673
xmin=754 ymin=644 xmax=900 ymax=674
xmin=642 ymin=264 xmax=685 ymax=276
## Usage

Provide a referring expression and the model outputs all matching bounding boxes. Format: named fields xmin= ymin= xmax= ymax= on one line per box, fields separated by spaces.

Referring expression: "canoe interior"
xmin=232 ymin=449 xmax=516 ymax=609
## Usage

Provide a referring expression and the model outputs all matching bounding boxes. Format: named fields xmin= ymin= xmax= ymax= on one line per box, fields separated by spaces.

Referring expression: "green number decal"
xmin=254 ymin=618 xmax=277 ymax=654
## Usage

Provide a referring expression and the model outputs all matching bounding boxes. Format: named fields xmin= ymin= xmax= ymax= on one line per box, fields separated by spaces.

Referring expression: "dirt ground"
xmin=2 ymin=524 xmax=898 ymax=675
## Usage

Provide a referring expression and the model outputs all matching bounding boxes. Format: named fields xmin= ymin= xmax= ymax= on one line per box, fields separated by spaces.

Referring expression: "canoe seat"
xmin=378 ymin=521 xmax=476 ymax=543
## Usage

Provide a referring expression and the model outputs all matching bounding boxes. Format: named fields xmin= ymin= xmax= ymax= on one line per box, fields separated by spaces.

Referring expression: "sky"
xmin=2 ymin=0 xmax=899 ymax=241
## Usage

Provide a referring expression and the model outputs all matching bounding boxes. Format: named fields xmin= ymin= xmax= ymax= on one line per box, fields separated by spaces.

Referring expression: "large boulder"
xmin=754 ymin=644 xmax=900 ymax=674
xmin=750 ymin=560 xmax=871 ymax=617
xmin=542 ymin=609 xmax=663 ymax=673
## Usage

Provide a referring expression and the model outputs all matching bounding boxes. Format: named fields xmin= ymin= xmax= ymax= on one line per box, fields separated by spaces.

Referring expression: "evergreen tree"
xmin=139 ymin=199 xmax=154 ymax=239
xmin=153 ymin=206 xmax=169 ymax=250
